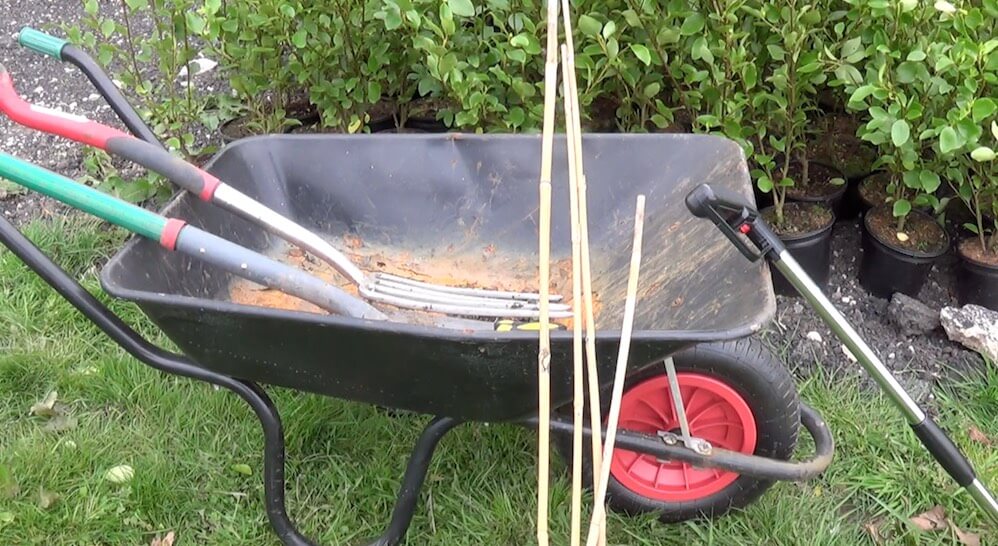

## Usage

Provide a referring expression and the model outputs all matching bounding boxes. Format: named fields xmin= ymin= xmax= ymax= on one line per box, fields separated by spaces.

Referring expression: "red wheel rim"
xmin=608 ymin=372 xmax=758 ymax=502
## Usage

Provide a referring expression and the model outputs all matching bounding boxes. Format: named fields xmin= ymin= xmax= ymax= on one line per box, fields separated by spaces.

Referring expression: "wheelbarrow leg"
xmin=0 ymin=214 xmax=461 ymax=544
xmin=686 ymin=183 xmax=998 ymax=525
xmin=367 ymin=417 xmax=461 ymax=546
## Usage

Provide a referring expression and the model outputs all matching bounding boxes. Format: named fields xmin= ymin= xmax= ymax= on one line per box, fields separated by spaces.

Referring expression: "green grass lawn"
xmin=1 ymin=216 xmax=995 ymax=545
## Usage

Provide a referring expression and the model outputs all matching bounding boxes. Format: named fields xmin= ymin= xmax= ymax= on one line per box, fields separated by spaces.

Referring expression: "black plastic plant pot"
xmin=762 ymin=204 xmax=835 ymax=297
xmin=956 ymin=239 xmax=998 ymax=311
xmin=785 ymin=162 xmax=849 ymax=219
xmin=858 ymin=207 xmax=950 ymax=299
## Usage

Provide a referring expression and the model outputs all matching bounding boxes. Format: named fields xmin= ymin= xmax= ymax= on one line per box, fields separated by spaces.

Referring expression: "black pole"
xmin=61 ymin=44 xmax=164 ymax=149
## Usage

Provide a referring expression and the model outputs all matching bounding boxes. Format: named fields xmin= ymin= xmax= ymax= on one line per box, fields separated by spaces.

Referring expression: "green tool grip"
xmin=0 ymin=152 xmax=166 ymax=241
xmin=17 ymin=27 xmax=68 ymax=60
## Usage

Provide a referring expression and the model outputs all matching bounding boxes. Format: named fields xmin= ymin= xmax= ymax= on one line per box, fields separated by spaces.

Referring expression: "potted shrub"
xmin=938 ymin=21 xmax=997 ymax=308
xmin=951 ymin=132 xmax=998 ymax=309
xmin=747 ymin=0 xmax=838 ymax=296
xmin=205 ymin=0 xmax=306 ymax=141
xmin=835 ymin=0 xmax=954 ymax=298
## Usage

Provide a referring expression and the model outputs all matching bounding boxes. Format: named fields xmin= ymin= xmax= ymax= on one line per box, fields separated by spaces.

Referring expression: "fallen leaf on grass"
xmin=30 ymin=390 xmax=59 ymax=417
xmin=968 ymin=425 xmax=992 ymax=446
xmin=230 ymin=463 xmax=252 ymax=476
xmin=37 ymin=486 xmax=60 ymax=510
xmin=911 ymin=505 xmax=948 ymax=531
xmin=149 ymin=531 xmax=175 ymax=546
xmin=863 ymin=516 xmax=886 ymax=544
xmin=954 ymin=527 xmax=982 ymax=546
xmin=910 ymin=505 xmax=981 ymax=546
xmin=45 ymin=414 xmax=78 ymax=433
xmin=104 ymin=465 xmax=134 ymax=484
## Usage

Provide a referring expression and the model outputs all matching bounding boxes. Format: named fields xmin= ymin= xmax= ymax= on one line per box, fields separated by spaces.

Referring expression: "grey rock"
xmin=940 ymin=304 xmax=998 ymax=362
xmin=887 ymin=293 xmax=939 ymax=336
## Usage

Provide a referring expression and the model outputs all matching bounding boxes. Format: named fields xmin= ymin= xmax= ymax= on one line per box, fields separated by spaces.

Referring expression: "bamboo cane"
xmin=585 ymin=195 xmax=646 ymax=546
xmin=560 ymin=43 xmax=585 ymax=546
xmin=536 ymin=1 xmax=559 ymax=544
xmin=559 ymin=2 xmax=607 ymax=543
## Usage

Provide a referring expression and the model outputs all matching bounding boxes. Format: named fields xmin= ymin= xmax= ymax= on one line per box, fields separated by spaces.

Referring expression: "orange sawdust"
xmin=226 ymin=237 xmax=600 ymax=325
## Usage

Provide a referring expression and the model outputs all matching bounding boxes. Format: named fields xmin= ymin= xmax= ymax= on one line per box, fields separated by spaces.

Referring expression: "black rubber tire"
xmin=552 ymin=337 xmax=800 ymax=523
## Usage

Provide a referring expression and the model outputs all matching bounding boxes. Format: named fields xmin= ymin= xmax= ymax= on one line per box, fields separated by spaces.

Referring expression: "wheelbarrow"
xmin=0 ymin=27 xmax=993 ymax=545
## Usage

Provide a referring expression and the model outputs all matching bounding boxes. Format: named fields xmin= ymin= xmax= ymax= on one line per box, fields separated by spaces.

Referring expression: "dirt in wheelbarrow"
xmin=227 ymin=235 xmax=600 ymax=326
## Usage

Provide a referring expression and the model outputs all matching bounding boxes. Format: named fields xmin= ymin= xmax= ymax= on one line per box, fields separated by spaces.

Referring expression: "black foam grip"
xmin=107 ymin=137 xmax=207 ymax=196
xmin=912 ymin=417 xmax=976 ymax=487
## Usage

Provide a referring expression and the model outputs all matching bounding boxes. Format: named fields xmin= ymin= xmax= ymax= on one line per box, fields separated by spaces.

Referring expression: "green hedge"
xmin=73 ymin=0 xmax=998 ymax=248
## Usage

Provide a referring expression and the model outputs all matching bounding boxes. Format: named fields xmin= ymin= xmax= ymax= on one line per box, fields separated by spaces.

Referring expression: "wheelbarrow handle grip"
xmin=15 ymin=26 xmax=163 ymax=148
xmin=685 ymin=183 xmax=755 ymax=218
xmin=0 ymin=69 xmax=217 ymax=199
xmin=0 ymin=151 xmax=167 ymax=241
xmin=17 ymin=27 xmax=68 ymax=60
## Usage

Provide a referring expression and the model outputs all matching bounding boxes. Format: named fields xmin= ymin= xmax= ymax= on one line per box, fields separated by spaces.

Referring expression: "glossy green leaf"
xmin=578 ymin=15 xmax=602 ymax=37
xmin=448 ymin=0 xmax=475 ymax=17
xmin=681 ymin=14 xmax=705 ymax=35
xmin=602 ymin=20 xmax=617 ymax=40
xmin=631 ymin=44 xmax=652 ymax=65
xmin=891 ymin=120 xmax=910 ymax=147
xmin=893 ymin=199 xmax=912 ymax=218
xmin=919 ymin=170 xmax=941 ymax=193
xmin=971 ymin=146 xmax=996 ymax=161
xmin=972 ymin=98 xmax=996 ymax=123
xmin=939 ymin=126 xmax=962 ymax=154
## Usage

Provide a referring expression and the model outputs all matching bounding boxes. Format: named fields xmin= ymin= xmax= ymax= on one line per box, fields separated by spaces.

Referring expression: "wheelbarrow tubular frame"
xmin=686 ymin=183 xmax=998 ymax=524
xmin=0 ymin=30 xmax=839 ymax=543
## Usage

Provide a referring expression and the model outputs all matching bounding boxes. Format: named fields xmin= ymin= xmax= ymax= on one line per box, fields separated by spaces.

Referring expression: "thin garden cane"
xmin=536 ymin=0 xmax=561 ymax=543
xmin=0 ymin=57 xmax=570 ymax=321
xmin=560 ymin=4 xmax=607 ymax=542
xmin=585 ymin=195 xmax=645 ymax=546
xmin=560 ymin=43 xmax=586 ymax=546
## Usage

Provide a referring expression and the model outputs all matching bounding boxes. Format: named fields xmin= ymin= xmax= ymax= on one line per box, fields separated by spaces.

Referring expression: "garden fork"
xmin=0 ymin=45 xmax=569 ymax=320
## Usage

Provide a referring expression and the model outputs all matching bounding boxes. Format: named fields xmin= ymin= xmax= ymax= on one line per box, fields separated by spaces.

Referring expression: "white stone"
xmin=842 ymin=344 xmax=857 ymax=363
xmin=940 ymin=305 xmax=998 ymax=362
xmin=806 ymin=331 xmax=823 ymax=343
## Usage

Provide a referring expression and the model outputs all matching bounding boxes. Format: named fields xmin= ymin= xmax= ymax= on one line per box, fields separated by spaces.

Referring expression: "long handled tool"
xmin=585 ymin=195 xmax=646 ymax=546
xmin=686 ymin=184 xmax=998 ymax=525
xmin=0 ymin=151 xmax=386 ymax=321
xmin=5 ymin=35 xmax=571 ymax=321
xmin=536 ymin=0 xmax=561 ymax=543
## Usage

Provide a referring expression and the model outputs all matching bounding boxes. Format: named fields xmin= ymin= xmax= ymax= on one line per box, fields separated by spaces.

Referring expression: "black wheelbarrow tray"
xmin=6 ymin=133 xmax=835 ymax=545
xmin=100 ymin=132 xmax=830 ymax=536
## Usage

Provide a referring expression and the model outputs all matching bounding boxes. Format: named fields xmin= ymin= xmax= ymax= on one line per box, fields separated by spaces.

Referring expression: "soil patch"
xmin=227 ymin=238 xmax=598 ymax=327
xmin=762 ymin=218 xmax=984 ymax=406
xmin=858 ymin=173 xmax=890 ymax=209
xmin=808 ymin=113 xmax=877 ymax=180
xmin=958 ymin=238 xmax=998 ymax=266
xmin=763 ymin=202 xmax=833 ymax=237
xmin=786 ymin=161 xmax=845 ymax=199
xmin=867 ymin=206 xmax=948 ymax=254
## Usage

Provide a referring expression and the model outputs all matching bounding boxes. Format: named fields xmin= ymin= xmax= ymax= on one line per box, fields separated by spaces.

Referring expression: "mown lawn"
xmin=0 ymin=216 xmax=995 ymax=545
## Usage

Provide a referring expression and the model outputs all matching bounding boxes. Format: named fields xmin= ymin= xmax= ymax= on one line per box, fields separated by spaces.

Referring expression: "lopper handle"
xmin=0 ymin=151 xmax=165 ymax=240
xmin=17 ymin=27 xmax=68 ymax=60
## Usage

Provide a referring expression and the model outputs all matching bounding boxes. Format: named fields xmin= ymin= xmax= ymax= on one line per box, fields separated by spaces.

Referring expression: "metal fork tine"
xmin=366 ymin=291 xmax=574 ymax=319
xmin=368 ymin=283 xmax=572 ymax=312
xmin=375 ymin=273 xmax=564 ymax=302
